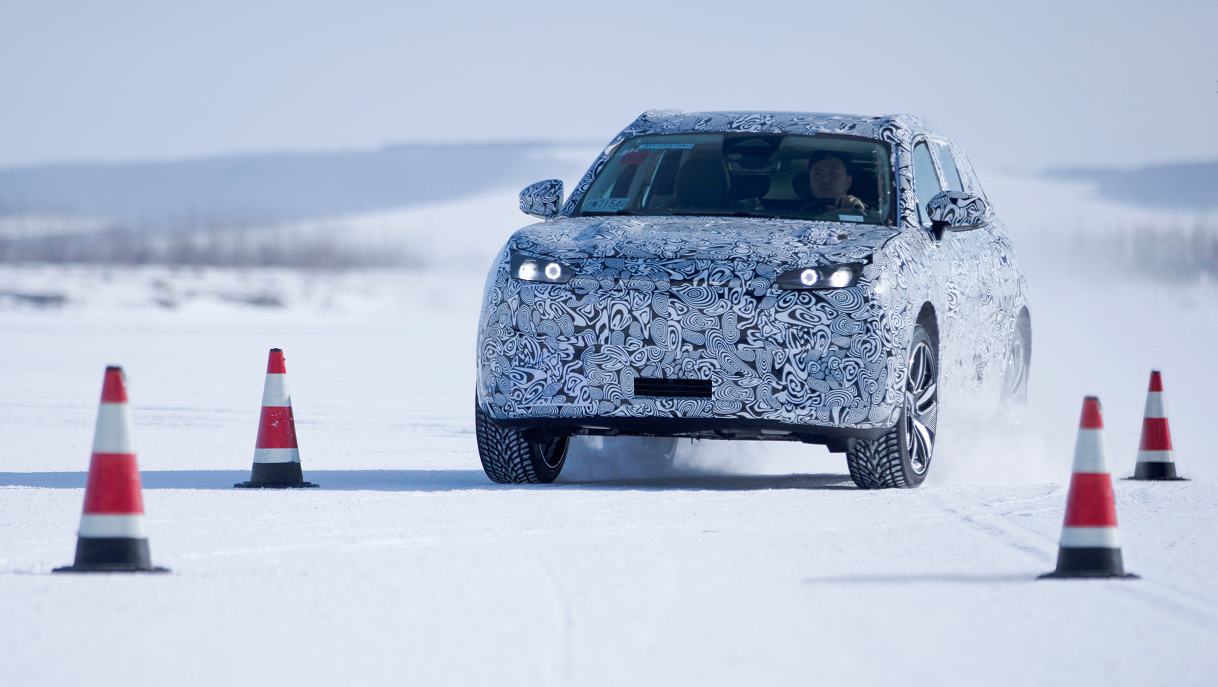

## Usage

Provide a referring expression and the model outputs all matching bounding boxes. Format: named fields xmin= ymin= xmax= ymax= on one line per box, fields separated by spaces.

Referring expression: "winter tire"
xmin=846 ymin=323 xmax=939 ymax=489
xmin=475 ymin=401 xmax=569 ymax=484
xmin=1001 ymin=311 xmax=1032 ymax=408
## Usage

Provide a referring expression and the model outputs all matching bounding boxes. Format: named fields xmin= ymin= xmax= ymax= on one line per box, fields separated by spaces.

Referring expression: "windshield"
xmin=574 ymin=133 xmax=893 ymax=225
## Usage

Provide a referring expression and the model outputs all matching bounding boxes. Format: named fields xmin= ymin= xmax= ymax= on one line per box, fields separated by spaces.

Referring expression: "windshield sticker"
xmin=638 ymin=143 xmax=695 ymax=150
xmin=620 ymin=151 xmax=649 ymax=165
xmin=583 ymin=197 xmax=632 ymax=212
xmin=838 ymin=215 xmax=865 ymax=223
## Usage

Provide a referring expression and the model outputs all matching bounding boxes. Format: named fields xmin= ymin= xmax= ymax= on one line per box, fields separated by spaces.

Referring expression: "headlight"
xmin=775 ymin=263 xmax=862 ymax=290
xmin=510 ymin=251 xmax=573 ymax=284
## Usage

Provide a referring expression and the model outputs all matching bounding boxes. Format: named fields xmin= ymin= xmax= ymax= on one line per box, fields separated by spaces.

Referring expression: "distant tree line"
xmin=0 ymin=222 xmax=422 ymax=269
xmin=1068 ymin=222 xmax=1218 ymax=282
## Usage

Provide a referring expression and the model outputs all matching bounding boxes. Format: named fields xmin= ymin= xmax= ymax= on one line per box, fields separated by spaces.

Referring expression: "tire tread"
xmin=846 ymin=430 xmax=909 ymax=489
xmin=475 ymin=403 xmax=565 ymax=484
xmin=845 ymin=321 xmax=936 ymax=490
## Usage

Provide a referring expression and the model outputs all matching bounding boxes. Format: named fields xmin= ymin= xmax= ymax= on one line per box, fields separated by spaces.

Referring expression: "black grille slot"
xmin=634 ymin=377 xmax=713 ymax=398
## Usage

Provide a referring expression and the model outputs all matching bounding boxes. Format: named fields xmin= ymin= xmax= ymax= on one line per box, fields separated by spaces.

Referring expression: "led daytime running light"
xmin=776 ymin=263 xmax=862 ymax=290
xmin=510 ymin=252 xmax=573 ymax=284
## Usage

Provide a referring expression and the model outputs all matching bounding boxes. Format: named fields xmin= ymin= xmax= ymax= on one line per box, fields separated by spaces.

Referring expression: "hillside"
xmin=0 ymin=142 xmax=594 ymax=225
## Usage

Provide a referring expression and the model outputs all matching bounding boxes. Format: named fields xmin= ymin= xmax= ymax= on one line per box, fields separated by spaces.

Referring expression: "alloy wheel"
xmin=538 ymin=436 xmax=567 ymax=470
xmin=902 ymin=340 xmax=938 ymax=474
xmin=1004 ymin=335 xmax=1028 ymax=401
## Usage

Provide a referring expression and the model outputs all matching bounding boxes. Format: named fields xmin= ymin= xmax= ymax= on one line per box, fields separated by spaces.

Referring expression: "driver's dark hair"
xmin=809 ymin=151 xmax=853 ymax=172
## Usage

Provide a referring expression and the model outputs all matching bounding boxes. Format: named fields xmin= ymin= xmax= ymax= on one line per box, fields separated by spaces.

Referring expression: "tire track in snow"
xmin=1112 ymin=582 xmax=1218 ymax=636
xmin=533 ymin=556 xmax=576 ymax=687
xmin=923 ymin=486 xmax=1062 ymax=565
xmin=924 ymin=486 xmax=1218 ymax=634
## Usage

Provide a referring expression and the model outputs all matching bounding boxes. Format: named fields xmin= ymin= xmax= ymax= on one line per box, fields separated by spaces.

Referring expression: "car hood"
xmin=509 ymin=216 xmax=898 ymax=270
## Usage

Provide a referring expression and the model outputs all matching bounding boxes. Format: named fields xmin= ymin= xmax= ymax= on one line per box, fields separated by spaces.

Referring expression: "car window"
xmin=952 ymin=148 xmax=988 ymax=200
xmin=912 ymin=142 xmax=941 ymax=226
xmin=574 ymin=133 xmax=894 ymax=226
xmin=933 ymin=142 xmax=964 ymax=192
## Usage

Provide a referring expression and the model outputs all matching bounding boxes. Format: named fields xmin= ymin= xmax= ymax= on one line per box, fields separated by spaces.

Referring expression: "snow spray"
xmin=559 ymin=435 xmax=837 ymax=482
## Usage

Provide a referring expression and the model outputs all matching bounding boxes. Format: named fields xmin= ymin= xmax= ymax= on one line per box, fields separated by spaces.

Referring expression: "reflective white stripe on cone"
xmin=92 ymin=404 xmax=135 ymax=454
xmin=253 ymin=448 xmax=301 ymax=464
xmin=79 ymin=514 xmax=148 ymax=538
xmin=1058 ymin=526 xmax=1120 ymax=548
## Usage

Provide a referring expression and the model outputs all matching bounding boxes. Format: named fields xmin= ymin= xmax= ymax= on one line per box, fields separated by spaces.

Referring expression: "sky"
xmin=1 ymin=0 xmax=1215 ymax=172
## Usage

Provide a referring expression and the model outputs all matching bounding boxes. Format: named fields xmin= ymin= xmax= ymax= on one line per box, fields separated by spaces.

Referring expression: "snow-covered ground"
xmin=2 ymin=177 xmax=1217 ymax=686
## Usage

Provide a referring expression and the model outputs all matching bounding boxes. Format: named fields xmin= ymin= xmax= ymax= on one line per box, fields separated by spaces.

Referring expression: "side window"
xmin=912 ymin=142 xmax=941 ymax=226
xmin=933 ymin=142 xmax=963 ymax=192
xmin=952 ymin=148 xmax=988 ymax=200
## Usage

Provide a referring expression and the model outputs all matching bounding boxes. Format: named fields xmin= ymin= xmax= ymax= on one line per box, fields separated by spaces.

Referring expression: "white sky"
xmin=1 ymin=0 xmax=1215 ymax=171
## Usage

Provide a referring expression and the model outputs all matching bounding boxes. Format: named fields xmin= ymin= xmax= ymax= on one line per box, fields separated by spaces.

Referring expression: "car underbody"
xmin=496 ymin=415 xmax=891 ymax=452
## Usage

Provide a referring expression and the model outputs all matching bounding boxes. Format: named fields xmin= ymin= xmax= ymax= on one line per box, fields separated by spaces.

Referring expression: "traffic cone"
xmin=54 ymin=367 xmax=168 ymax=573
xmin=1039 ymin=396 xmax=1137 ymax=579
xmin=235 ymin=348 xmax=318 ymax=488
xmin=1130 ymin=370 xmax=1187 ymax=480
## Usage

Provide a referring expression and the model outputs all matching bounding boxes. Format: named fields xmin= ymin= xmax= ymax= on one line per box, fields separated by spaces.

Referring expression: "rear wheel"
xmin=1001 ymin=312 xmax=1032 ymax=408
xmin=846 ymin=323 xmax=939 ymax=489
xmin=475 ymin=401 xmax=569 ymax=484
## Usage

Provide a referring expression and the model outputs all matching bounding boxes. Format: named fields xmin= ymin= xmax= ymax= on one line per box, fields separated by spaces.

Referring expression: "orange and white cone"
xmin=1039 ymin=396 xmax=1137 ymax=579
xmin=1131 ymin=370 xmax=1186 ymax=480
xmin=54 ymin=367 xmax=168 ymax=573
xmin=235 ymin=348 xmax=318 ymax=488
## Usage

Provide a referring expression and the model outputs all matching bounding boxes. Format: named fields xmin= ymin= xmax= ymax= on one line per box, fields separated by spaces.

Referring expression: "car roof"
xmin=615 ymin=109 xmax=943 ymax=144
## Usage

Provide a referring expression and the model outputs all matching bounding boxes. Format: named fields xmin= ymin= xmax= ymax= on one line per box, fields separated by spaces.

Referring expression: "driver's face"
xmin=809 ymin=158 xmax=853 ymax=199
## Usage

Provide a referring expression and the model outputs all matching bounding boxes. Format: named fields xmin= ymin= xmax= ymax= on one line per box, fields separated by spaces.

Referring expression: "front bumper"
xmin=477 ymin=258 xmax=903 ymax=432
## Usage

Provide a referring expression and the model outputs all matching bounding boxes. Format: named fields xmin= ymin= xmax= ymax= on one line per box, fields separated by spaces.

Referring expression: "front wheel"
xmin=475 ymin=401 xmax=569 ymax=484
xmin=846 ymin=323 xmax=939 ymax=489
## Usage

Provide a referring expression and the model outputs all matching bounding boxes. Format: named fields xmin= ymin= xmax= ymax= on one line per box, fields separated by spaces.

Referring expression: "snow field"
xmin=4 ymin=471 xmax=1216 ymax=685
xmin=3 ymin=178 xmax=1218 ymax=685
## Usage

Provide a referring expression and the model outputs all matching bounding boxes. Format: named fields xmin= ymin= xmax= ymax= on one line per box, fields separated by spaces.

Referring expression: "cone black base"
xmin=235 ymin=461 xmax=318 ymax=488
xmin=1130 ymin=462 xmax=1187 ymax=481
xmin=53 ymin=537 xmax=170 ymax=573
xmin=1038 ymin=547 xmax=1138 ymax=579
xmin=235 ymin=482 xmax=319 ymax=488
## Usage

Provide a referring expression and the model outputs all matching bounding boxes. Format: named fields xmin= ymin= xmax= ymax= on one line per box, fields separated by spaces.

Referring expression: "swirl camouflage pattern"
xmin=519 ymin=179 xmax=564 ymax=219
xmin=927 ymin=191 xmax=994 ymax=230
xmin=476 ymin=110 xmax=1028 ymax=453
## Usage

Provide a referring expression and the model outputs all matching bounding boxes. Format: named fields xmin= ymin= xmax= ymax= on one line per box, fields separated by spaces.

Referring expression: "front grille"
xmin=634 ymin=377 xmax=713 ymax=398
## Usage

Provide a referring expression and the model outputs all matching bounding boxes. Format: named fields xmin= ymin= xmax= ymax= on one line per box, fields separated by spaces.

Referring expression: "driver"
xmin=802 ymin=152 xmax=866 ymax=215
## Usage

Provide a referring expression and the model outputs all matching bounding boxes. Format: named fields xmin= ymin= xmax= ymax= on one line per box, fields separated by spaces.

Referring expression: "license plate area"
xmin=634 ymin=377 xmax=713 ymax=398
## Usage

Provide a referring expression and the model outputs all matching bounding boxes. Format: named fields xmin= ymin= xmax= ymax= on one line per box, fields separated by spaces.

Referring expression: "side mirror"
xmin=927 ymin=191 xmax=992 ymax=238
xmin=520 ymin=179 xmax=564 ymax=219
